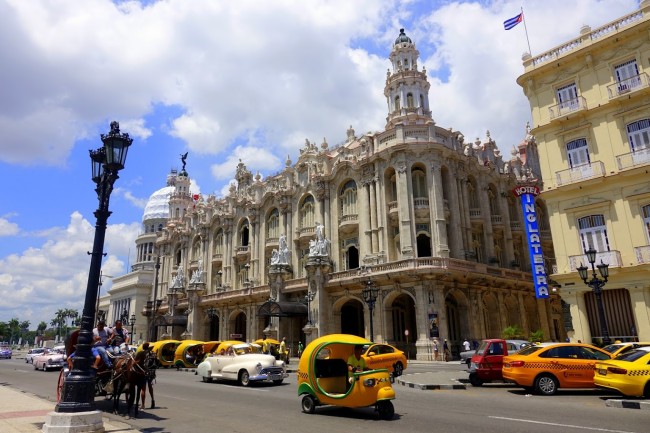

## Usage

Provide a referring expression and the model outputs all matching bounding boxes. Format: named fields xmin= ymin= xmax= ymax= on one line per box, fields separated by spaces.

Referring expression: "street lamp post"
xmin=129 ymin=314 xmax=136 ymax=343
xmin=576 ymin=248 xmax=611 ymax=345
xmin=304 ymin=291 xmax=315 ymax=325
xmin=95 ymin=272 xmax=113 ymax=325
xmin=362 ymin=279 xmax=380 ymax=342
xmin=56 ymin=121 xmax=132 ymax=414
xmin=207 ymin=307 xmax=217 ymax=340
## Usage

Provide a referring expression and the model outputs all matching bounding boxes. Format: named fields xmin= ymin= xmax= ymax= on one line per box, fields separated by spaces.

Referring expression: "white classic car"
xmin=33 ymin=346 xmax=67 ymax=371
xmin=196 ymin=342 xmax=288 ymax=386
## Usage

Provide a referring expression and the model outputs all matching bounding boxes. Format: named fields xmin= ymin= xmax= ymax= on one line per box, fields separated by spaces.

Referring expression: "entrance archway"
xmin=388 ymin=293 xmax=417 ymax=359
xmin=231 ymin=311 xmax=247 ymax=341
xmin=341 ymin=300 xmax=364 ymax=336
xmin=416 ymin=233 xmax=432 ymax=257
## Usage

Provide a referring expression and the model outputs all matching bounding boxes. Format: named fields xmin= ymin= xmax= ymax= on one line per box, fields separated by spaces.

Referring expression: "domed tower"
xmin=168 ymin=167 xmax=193 ymax=222
xmin=131 ymin=172 xmax=176 ymax=271
xmin=384 ymin=28 xmax=432 ymax=129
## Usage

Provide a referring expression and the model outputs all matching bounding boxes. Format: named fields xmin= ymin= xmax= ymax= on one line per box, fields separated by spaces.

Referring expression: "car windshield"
xmin=515 ymin=345 xmax=544 ymax=356
xmin=614 ymin=349 xmax=650 ymax=362
xmin=601 ymin=344 xmax=623 ymax=354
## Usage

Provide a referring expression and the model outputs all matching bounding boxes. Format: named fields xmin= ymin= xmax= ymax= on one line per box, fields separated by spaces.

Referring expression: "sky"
xmin=0 ymin=0 xmax=640 ymax=329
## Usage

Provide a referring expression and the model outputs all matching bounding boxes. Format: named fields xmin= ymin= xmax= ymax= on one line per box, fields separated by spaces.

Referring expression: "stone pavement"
xmin=0 ymin=384 xmax=140 ymax=433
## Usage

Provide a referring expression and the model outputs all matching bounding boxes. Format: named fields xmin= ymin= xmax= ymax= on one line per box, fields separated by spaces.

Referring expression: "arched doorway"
xmin=232 ymin=312 xmax=247 ymax=341
xmin=208 ymin=314 xmax=219 ymax=341
xmin=346 ymin=246 xmax=359 ymax=270
xmin=390 ymin=294 xmax=417 ymax=358
xmin=341 ymin=300 xmax=364 ymax=336
xmin=416 ymin=233 xmax=432 ymax=257
xmin=483 ymin=294 xmax=501 ymax=338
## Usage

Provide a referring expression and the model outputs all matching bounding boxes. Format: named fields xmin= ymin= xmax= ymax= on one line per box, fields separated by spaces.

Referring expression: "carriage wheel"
xmin=56 ymin=369 xmax=65 ymax=402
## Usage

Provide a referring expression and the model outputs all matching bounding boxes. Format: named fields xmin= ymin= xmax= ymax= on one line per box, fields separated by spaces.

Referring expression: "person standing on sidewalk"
xmin=432 ymin=338 xmax=440 ymax=361
xmin=443 ymin=339 xmax=450 ymax=362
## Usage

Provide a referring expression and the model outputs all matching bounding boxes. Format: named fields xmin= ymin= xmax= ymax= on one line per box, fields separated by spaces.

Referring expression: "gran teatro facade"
xmin=109 ymin=30 xmax=563 ymax=360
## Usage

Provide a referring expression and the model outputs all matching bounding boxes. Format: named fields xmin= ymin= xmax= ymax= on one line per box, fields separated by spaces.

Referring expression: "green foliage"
xmin=528 ymin=329 xmax=545 ymax=343
xmin=502 ymin=325 xmax=525 ymax=339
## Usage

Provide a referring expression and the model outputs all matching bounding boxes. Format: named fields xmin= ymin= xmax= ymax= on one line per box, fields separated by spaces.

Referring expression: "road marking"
xmin=489 ymin=416 xmax=636 ymax=433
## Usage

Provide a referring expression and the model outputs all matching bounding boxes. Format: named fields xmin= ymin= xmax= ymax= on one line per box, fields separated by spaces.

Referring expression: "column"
xmin=374 ymin=174 xmax=386 ymax=256
xmin=359 ymin=181 xmax=372 ymax=260
xmin=447 ymin=169 xmax=463 ymax=258
xmin=628 ymin=286 xmax=650 ymax=341
xmin=479 ymin=183 xmax=495 ymax=259
xmin=396 ymin=164 xmax=414 ymax=258
xmin=369 ymin=181 xmax=378 ymax=254
xmin=429 ymin=162 xmax=449 ymax=257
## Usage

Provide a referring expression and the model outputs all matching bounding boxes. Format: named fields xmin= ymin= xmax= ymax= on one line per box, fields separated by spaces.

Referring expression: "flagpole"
xmin=521 ymin=7 xmax=532 ymax=55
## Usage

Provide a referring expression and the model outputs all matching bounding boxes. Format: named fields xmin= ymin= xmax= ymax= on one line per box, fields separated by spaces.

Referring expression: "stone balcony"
xmin=568 ymin=250 xmax=622 ymax=272
xmin=555 ymin=161 xmax=605 ymax=186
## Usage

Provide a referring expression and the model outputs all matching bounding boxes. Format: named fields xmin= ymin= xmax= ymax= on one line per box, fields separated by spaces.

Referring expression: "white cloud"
xmin=0 ymin=212 xmax=137 ymax=324
xmin=0 ymin=217 xmax=19 ymax=236
xmin=210 ymin=146 xmax=283 ymax=181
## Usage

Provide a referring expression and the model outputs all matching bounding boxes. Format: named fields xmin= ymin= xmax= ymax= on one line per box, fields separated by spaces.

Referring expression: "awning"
xmin=152 ymin=315 xmax=188 ymax=327
xmin=258 ymin=301 xmax=308 ymax=318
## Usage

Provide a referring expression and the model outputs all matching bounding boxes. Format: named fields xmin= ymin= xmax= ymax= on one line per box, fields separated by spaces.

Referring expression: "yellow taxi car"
xmin=594 ymin=346 xmax=650 ymax=398
xmin=361 ymin=343 xmax=407 ymax=377
xmin=601 ymin=342 xmax=650 ymax=358
xmin=502 ymin=342 xmax=611 ymax=395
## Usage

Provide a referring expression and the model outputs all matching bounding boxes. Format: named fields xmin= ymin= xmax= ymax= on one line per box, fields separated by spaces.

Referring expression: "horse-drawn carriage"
xmin=57 ymin=330 xmax=155 ymax=417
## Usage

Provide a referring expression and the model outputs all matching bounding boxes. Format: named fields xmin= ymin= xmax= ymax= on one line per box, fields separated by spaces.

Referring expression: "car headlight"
xmin=255 ymin=363 xmax=263 ymax=373
xmin=363 ymin=378 xmax=376 ymax=387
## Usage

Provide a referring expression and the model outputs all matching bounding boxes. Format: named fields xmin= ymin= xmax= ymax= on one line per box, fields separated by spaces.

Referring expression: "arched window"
xmin=213 ymin=229 xmax=223 ymax=255
xmin=411 ymin=168 xmax=427 ymax=198
xmin=240 ymin=221 xmax=249 ymax=247
xmin=407 ymin=93 xmax=414 ymax=108
xmin=267 ymin=208 xmax=280 ymax=239
xmin=419 ymin=94 xmax=424 ymax=109
xmin=627 ymin=119 xmax=650 ymax=152
xmin=300 ymin=195 xmax=315 ymax=228
xmin=394 ymin=96 xmax=400 ymax=112
xmin=339 ymin=180 xmax=357 ymax=216
xmin=578 ymin=215 xmax=609 ymax=252
xmin=192 ymin=238 xmax=201 ymax=260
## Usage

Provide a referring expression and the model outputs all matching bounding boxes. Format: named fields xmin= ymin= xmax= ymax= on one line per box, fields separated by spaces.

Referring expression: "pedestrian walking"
xmin=463 ymin=338 xmax=471 ymax=352
xmin=432 ymin=338 xmax=439 ymax=361
xmin=138 ymin=342 xmax=156 ymax=409
xmin=298 ymin=341 xmax=304 ymax=359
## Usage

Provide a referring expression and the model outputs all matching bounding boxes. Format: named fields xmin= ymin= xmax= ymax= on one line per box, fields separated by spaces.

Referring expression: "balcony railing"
xmin=607 ymin=73 xmax=649 ymax=99
xmin=265 ymin=237 xmax=279 ymax=246
xmin=339 ymin=214 xmax=358 ymax=224
xmin=236 ymin=245 xmax=250 ymax=255
xmin=469 ymin=208 xmax=482 ymax=220
xmin=510 ymin=221 xmax=522 ymax=231
xmin=413 ymin=198 xmax=429 ymax=208
xmin=555 ymin=161 xmax=605 ymax=186
xmin=549 ymin=96 xmax=587 ymax=119
xmin=635 ymin=245 xmax=650 ymax=264
xmin=491 ymin=215 xmax=503 ymax=225
xmin=568 ymin=250 xmax=622 ymax=272
xmin=616 ymin=148 xmax=650 ymax=171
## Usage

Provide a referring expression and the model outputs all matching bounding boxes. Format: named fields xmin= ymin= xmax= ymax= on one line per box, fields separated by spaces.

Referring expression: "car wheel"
xmin=466 ymin=359 xmax=471 ymax=367
xmin=534 ymin=374 xmax=558 ymax=396
xmin=238 ymin=370 xmax=250 ymax=387
xmin=34 ymin=363 xmax=38 ymax=370
xmin=644 ymin=382 xmax=650 ymax=399
xmin=469 ymin=373 xmax=483 ymax=387
xmin=202 ymin=376 xmax=213 ymax=383
xmin=377 ymin=400 xmax=395 ymax=420
xmin=393 ymin=362 xmax=404 ymax=377
xmin=273 ymin=379 xmax=284 ymax=385
xmin=301 ymin=394 xmax=316 ymax=414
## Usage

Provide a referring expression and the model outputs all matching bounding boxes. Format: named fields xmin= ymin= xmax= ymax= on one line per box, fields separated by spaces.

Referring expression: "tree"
xmin=502 ymin=325 xmax=525 ymax=340
xmin=528 ymin=329 xmax=545 ymax=343
xmin=8 ymin=319 xmax=19 ymax=344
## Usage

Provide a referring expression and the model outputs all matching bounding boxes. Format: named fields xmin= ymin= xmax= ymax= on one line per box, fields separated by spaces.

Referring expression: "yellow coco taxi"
xmin=594 ymin=346 xmax=650 ymax=398
xmin=297 ymin=334 xmax=396 ymax=420
xmin=502 ymin=342 xmax=611 ymax=395
xmin=150 ymin=339 xmax=181 ymax=368
xmin=362 ymin=343 xmax=407 ymax=377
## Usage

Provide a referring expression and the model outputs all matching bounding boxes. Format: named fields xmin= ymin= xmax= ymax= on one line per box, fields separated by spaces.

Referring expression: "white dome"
xmin=142 ymin=186 xmax=174 ymax=222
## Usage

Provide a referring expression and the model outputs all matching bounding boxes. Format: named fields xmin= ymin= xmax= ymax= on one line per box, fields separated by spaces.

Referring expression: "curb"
xmin=605 ymin=399 xmax=650 ymax=410
xmin=395 ymin=376 xmax=466 ymax=390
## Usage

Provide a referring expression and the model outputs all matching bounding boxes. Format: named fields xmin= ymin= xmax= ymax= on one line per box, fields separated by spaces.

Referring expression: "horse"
xmin=110 ymin=351 xmax=149 ymax=418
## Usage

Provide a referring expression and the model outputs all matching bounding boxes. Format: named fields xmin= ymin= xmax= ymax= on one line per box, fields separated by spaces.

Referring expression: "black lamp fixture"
xmin=576 ymin=248 xmax=611 ymax=345
xmin=129 ymin=313 xmax=136 ymax=340
xmin=56 ymin=121 xmax=132 ymax=414
xmin=362 ymin=278 xmax=380 ymax=342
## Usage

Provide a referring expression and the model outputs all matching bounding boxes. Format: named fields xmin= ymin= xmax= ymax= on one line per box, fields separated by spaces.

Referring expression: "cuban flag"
xmin=503 ymin=12 xmax=523 ymax=30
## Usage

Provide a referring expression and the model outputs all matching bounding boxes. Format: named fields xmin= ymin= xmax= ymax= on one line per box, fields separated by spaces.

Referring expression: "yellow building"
xmin=517 ymin=1 xmax=650 ymax=343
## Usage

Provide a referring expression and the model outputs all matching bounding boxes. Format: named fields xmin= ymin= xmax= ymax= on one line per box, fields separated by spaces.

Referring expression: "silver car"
xmin=25 ymin=348 xmax=46 ymax=364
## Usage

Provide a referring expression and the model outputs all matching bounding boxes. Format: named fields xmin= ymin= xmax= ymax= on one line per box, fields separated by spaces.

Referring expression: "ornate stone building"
xmin=107 ymin=29 xmax=563 ymax=359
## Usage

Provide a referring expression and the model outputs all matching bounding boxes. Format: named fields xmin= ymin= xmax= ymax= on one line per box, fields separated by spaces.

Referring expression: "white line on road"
xmin=489 ymin=416 xmax=636 ymax=433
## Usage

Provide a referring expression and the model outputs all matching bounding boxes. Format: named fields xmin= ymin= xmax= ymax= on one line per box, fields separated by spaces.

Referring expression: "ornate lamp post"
xmin=576 ymin=248 xmax=611 ymax=345
xmin=56 ymin=121 xmax=132 ymax=414
xmin=304 ymin=291 xmax=315 ymax=325
xmin=362 ymin=278 xmax=380 ymax=342
xmin=207 ymin=307 xmax=217 ymax=340
xmin=129 ymin=314 xmax=136 ymax=342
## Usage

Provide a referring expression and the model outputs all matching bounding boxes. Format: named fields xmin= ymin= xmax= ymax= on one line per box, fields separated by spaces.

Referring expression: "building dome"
xmin=394 ymin=28 xmax=412 ymax=45
xmin=142 ymin=185 xmax=174 ymax=222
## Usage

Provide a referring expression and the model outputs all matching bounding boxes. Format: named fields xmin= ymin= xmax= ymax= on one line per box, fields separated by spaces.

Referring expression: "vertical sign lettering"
xmin=513 ymin=185 xmax=549 ymax=299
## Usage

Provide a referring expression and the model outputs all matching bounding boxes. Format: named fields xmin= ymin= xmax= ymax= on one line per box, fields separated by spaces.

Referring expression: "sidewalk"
xmin=0 ymin=385 xmax=139 ymax=433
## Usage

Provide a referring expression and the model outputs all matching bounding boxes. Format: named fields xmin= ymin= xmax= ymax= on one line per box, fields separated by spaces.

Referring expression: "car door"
xmin=483 ymin=341 xmax=505 ymax=380
xmin=575 ymin=346 xmax=610 ymax=387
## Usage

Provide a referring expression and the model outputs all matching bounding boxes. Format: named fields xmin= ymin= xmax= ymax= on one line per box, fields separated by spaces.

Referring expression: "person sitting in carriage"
xmin=107 ymin=319 xmax=130 ymax=355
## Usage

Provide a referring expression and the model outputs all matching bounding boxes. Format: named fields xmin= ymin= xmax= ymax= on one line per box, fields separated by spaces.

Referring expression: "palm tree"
xmin=8 ymin=318 xmax=19 ymax=344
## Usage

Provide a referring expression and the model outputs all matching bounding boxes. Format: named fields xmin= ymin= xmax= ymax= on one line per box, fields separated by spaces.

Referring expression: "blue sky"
xmin=0 ymin=0 xmax=639 ymax=328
